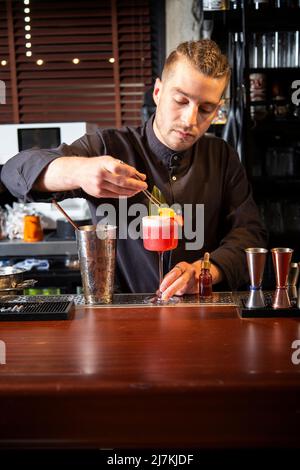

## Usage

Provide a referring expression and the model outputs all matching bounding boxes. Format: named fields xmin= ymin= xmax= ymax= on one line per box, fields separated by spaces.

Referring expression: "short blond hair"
xmin=163 ymin=39 xmax=231 ymax=84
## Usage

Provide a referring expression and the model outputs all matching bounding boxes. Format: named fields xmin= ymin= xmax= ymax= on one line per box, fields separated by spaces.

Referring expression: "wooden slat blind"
xmin=117 ymin=0 xmax=152 ymax=126
xmin=0 ymin=0 xmax=153 ymax=127
xmin=0 ymin=0 xmax=13 ymax=123
xmin=14 ymin=0 xmax=115 ymax=125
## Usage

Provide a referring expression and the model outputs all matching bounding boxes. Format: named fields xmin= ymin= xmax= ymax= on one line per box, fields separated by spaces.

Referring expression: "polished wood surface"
xmin=0 ymin=303 xmax=300 ymax=448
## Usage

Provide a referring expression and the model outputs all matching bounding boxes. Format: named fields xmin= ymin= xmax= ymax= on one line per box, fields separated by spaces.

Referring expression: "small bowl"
xmin=0 ymin=267 xmax=25 ymax=289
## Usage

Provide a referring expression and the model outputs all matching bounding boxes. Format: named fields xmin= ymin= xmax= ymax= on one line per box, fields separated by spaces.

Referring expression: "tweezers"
xmin=134 ymin=173 xmax=161 ymax=208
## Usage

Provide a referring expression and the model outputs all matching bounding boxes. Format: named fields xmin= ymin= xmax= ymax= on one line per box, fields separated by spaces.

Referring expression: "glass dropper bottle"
xmin=199 ymin=252 xmax=213 ymax=298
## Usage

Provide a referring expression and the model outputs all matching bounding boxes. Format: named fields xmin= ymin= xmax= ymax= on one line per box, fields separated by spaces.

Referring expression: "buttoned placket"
xmin=166 ymin=152 xmax=183 ymax=272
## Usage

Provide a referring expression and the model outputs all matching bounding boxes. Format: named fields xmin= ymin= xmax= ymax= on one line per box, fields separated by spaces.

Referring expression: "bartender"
xmin=1 ymin=39 xmax=267 ymax=300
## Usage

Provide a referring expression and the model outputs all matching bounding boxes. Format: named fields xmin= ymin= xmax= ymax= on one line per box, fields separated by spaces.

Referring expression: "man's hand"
xmin=159 ymin=260 xmax=223 ymax=301
xmin=35 ymin=156 xmax=147 ymax=198
xmin=78 ymin=156 xmax=147 ymax=198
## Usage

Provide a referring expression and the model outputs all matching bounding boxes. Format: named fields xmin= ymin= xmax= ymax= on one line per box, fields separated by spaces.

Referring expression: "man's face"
xmin=152 ymin=58 xmax=227 ymax=152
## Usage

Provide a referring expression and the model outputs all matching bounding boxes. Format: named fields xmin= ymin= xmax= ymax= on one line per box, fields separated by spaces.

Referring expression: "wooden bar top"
xmin=0 ymin=303 xmax=300 ymax=448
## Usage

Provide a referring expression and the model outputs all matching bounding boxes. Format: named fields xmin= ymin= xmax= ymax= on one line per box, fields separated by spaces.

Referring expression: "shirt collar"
xmin=145 ymin=114 xmax=186 ymax=167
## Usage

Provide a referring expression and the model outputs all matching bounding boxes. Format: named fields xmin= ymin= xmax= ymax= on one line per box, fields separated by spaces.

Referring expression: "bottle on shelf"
xmin=270 ymin=80 xmax=289 ymax=119
xmin=250 ymin=0 xmax=270 ymax=9
xmin=203 ymin=0 xmax=228 ymax=10
xmin=229 ymin=0 xmax=239 ymax=8
xmin=249 ymin=72 xmax=268 ymax=121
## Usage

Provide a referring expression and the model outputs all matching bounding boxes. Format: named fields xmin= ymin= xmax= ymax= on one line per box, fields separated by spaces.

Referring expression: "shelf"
xmin=203 ymin=9 xmax=242 ymax=32
xmin=251 ymin=178 xmax=300 ymax=198
xmin=267 ymin=232 xmax=300 ymax=247
xmin=252 ymin=177 xmax=300 ymax=185
xmin=245 ymin=7 xmax=300 ymax=30
xmin=203 ymin=9 xmax=240 ymax=19
xmin=207 ymin=4 xmax=300 ymax=225
xmin=0 ymin=239 xmax=77 ymax=257
xmin=249 ymin=118 xmax=300 ymax=132
xmin=249 ymin=67 xmax=300 ymax=73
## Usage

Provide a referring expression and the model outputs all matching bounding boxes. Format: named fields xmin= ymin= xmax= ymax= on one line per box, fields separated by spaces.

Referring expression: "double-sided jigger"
xmin=272 ymin=248 xmax=294 ymax=288
xmin=245 ymin=288 xmax=266 ymax=309
xmin=245 ymin=248 xmax=268 ymax=308
xmin=245 ymin=248 xmax=268 ymax=289
xmin=271 ymin=247 xmax=293 ymax=309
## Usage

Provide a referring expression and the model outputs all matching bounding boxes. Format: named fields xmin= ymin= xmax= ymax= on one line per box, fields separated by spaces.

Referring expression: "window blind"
xmin=0 ymin=0 xmax=13 ymax=123
xmin=0 ymin=0 xmax=153 ymax=127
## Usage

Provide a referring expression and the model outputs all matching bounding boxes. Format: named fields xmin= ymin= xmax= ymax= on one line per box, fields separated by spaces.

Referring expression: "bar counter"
xmin=0 ymin=301 xmax=300 ymax=448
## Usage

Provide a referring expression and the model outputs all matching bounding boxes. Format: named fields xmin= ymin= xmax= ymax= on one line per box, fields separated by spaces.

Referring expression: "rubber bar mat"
xmin=0 ymin=293 xmax=236 ymax=307
xmin=72 ymin=292 xmax=235 ymax=307
xmin=238 ymin=293 xmax=300 ymax=318
xmin=0 ymin=300 xmax=74 ymax=321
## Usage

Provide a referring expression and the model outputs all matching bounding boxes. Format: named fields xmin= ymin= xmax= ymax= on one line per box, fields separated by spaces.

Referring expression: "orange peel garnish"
xmin=158 ymin=207 xmax=183 ymax=226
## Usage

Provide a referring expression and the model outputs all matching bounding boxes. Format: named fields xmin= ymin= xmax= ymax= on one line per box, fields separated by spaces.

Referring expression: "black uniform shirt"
xmin=2 ymin=116 xmax=267 ymax=292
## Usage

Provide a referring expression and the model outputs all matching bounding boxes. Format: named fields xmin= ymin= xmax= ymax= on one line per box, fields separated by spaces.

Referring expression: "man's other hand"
xmin=159 ymin=261 xmax=223 ymax=301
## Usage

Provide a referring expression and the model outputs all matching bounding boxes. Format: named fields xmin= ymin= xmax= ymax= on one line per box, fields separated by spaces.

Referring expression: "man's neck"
xmin=152 ymin=117 xmax=167 ymax=148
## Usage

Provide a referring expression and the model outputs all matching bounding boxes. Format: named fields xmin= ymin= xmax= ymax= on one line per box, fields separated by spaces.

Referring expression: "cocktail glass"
xmin=142 ymin=215 xmax=179 ymax=304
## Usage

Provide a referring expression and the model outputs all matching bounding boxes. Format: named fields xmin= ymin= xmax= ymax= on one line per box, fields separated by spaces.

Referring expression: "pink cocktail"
xmin=142 ymin=215 xmax=179 ymax=304
xmin=142 ymin=216 xmax=178 ymax=252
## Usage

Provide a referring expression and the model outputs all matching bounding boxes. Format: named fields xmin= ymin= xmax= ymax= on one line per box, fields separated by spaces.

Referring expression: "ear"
xmin=152 ymin=77 xmax=162 ymax=106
